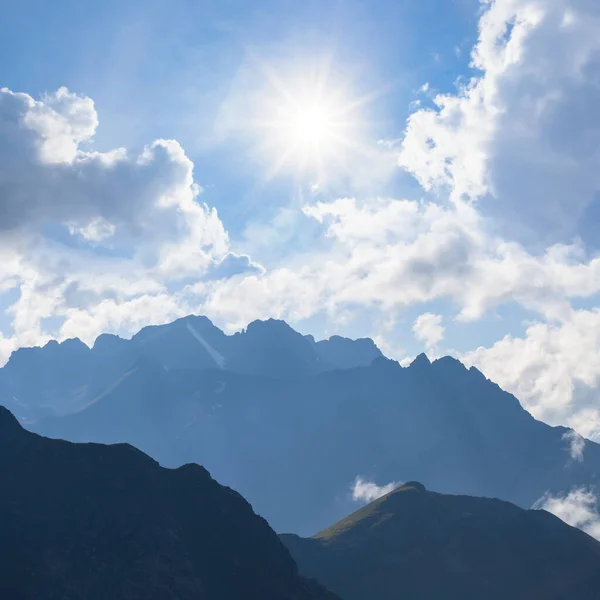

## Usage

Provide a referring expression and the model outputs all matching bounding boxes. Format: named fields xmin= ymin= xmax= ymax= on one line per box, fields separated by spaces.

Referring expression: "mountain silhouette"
xmin=0 ymin=315 xmax=382 ymax=421
xmin=0 ymin=405 xmax=339 ymax=600
xmin=281 ymin=482 xmax=600 ymax=600
xmin=7 ymin=315 xmax=600 ymax=535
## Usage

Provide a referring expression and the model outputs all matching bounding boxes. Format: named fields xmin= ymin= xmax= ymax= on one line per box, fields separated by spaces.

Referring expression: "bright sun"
xmin=249 ymin=60 xmax=372 ymax=183
xmin=270 ymin=92 xmax=349 ymax=166
xmin=289 ymin=101 xmax=334 ymax=147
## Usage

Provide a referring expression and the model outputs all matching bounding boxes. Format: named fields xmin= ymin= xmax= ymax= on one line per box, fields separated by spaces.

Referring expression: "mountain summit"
xmin=282 ymin=483 xmax=600 ymax=599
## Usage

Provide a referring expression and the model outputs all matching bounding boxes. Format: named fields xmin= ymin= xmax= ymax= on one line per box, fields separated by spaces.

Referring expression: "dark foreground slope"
xmin=0 ymin=407 xmax=339 ymax=600
xmin=282 ymin=482 xmax=600 ymax=600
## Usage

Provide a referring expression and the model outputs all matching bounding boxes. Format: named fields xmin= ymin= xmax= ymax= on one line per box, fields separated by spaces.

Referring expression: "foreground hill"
xmin=0 ymin=406 xmax=339 ymax=600
xmin=281 ymin=482 xmax=600 ymax=600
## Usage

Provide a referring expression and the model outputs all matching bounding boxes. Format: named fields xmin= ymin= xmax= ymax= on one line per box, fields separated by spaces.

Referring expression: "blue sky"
xmin=0 ymin=0 xmax=478 ymax=228
xmin=2 ymin=0 xmax=600 ymax=439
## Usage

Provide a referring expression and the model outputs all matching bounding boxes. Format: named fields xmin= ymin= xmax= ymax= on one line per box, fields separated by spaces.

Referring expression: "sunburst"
xmin=249 ymin=57 xmax=376 ymax=185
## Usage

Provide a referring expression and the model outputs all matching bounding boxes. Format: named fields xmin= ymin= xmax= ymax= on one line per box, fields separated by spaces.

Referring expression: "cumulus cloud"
xmin=351 ymin=477 xmax=401 ymax=504
xmin=304 ymin=196 xmax=600 ymax=323
xmin=535 ymin=488 xmax=600 ymax=541
xmin=0 ymin=86 xmax=234 ymax=358
xmin=203 ymin=192 xmax=600 ymax=336
xmin=399 ymin=0 xmax=600 ymax=247
xmin=208 ymin=253 xmax=266 ymax=280
xmin=383 ymin=0 xmax=600 ymax=437
xmin=413 ymin=313 xmax=445 ymax=353
xmin=463 ymin=309 xmax=600 ymax=439
xmin=0 ymin=87 xmax=227 ymax=255
xmin=562 ymin=429 xmax=586 ymax=462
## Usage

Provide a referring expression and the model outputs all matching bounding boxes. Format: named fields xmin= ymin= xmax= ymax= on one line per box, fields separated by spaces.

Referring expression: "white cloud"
xmin=69 ymin=218 xmax=116 ymax=243
xmin=20 ymin=86 xmax=98 ymax=164
xmin=413 ymin=313 xmax=445 ymax=353
xmin=463 ymin=309 xmax=600 ymax=439
xmin=351 ymin=477 xmax=400 ymax=504
xmin=202 ymin=192 xmax=600 ymax=336
xmin=562 ymin=429 xmax=586 ymax=462
xmin=58 ymin=293 xmax=189 ymax=345
xmin=0 ymin=86 xmax=240 ymax=360
xmin=535 ymin=488 xmax=600 ymax=541
xmin=383 ymin=0 xmax=600 ymax=438
xmin=398 ymin=0 xmax=600 ymax=247
xmin=0 ymin=87 xmax=227 ymax=254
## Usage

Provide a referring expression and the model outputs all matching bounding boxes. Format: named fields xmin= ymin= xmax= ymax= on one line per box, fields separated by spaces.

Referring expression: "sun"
xmin=248 ymin=59 xmax=373 ymax=184
xmin=267 ymin=89 xmax=351 ymax=170
xmin=288 ymin=100 xmax=335 ymax=148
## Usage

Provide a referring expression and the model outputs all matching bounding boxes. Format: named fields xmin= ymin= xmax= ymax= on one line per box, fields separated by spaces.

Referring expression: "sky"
xmin=1 ymin=0 xmax=600 ymax=439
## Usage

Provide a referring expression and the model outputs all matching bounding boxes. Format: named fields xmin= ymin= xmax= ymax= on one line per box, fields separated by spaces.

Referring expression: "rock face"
xmin=281 ymin=482 xmax=600 ymax=600
xmin=0 ymin=406 xmax=339 ymax=600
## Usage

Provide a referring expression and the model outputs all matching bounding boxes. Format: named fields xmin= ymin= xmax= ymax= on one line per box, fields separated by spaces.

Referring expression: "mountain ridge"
xmin=0 ymin=315 xmax=383 ymax=422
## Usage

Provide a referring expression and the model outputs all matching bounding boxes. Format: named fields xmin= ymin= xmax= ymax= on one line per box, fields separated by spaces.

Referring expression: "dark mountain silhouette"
xmin=0 ymin=405 xmax=339 ymax=600
xmin=0 ymin=315 xmax=381 ymax=421
xmin=281 ymin=482 xmax=600 ymax=600
xmin=27 ymin=321 xmax=600 ymax=536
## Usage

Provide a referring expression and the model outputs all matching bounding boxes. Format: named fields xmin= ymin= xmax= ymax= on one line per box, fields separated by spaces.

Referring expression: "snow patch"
xmin=186 ymin=322 xmax=225 ymax=368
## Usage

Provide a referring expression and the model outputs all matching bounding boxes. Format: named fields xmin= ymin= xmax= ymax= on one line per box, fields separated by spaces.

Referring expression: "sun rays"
xmin=246 ymin=55 xmax=377 ymax=186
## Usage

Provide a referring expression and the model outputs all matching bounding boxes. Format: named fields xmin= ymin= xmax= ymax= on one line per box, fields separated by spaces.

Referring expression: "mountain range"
xmin=2 ymin=315 xmax=598 ymax=535
xmin=0 ymin=405 xmax=339 ymax=600
xmin=281 ymin=482 xmax=600 ymax=600
xmin=1 ymin=315 xmax=381 ymax=421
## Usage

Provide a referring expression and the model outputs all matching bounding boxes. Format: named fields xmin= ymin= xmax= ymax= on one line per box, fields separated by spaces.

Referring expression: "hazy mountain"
xmin=28 ymin=322 xmax=600 ymax=535
xmin=0 ymin=337 xmax=94 ymax=418
xmin=281 ymin=482 xmax=600 ymax=600
xmin=311 ymin=334 xmax=383 ymax=371
xmin=0 ymin=315 xmax=382 ymax=421
xmin=0 ymin=406 xmax=339 ymax=600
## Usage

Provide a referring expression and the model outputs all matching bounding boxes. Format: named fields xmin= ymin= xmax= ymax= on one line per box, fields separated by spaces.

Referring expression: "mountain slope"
xmin=32 ymin=351 xmax=600 ymax=536
xmin=0 ymin=406 xmax=339 ymax=600
xmin=281 ymin=482 xmax=600 ymax=600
